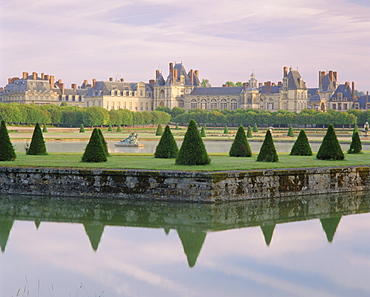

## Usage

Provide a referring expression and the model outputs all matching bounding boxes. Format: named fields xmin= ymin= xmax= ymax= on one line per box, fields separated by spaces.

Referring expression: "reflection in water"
xmin=320 ymin=217 xmax=342 ymax=243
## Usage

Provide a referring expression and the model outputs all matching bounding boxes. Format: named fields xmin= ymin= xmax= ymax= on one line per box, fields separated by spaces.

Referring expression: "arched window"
xmin=159 ymin=101 xmax=164 ymax=107
xmin=210 ymin=99 xmax=217 ymax=110
xmin=191 ymin=99 xmax=197 ymax=109
xmin=178 ymin=100 xmax=184 ymax=108
xmin=230 ymin=99 xmax=237 ymax=110
xmin=201 ymin=99 xmax=207 ymax=110
xmin=159 ymin=90 xmax=165 ymax=99
xmin=220 ymin=99 xmax=227 ymax=110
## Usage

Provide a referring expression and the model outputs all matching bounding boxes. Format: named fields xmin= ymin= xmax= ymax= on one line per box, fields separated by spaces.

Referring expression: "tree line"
xmin=0 ymin=103 xmax=171 ymax=126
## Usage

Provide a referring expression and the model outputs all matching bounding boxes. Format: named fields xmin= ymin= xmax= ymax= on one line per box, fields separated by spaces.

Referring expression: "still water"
xmin=1 ymin=193 xmax=370 ymax=297
xmin=12 ymin=140 xmax=370 ymax=154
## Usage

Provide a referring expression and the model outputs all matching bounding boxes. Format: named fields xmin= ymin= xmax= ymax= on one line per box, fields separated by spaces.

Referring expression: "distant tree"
xmin=200 ymin=79 xmax=211 ymax=87
xmin=154 ymin=125 xmax=179 ymax=158
xmin=200 ymin=126 xmax=206 ymax=137
xmin=317 ymin=124 xmax=344 ymax=160
xmin=235 ymin=82 xmax=243 ymax=87
xmin=225 ymin=81 xmax=235 ymax=87
xmin=290 ymin=129 xmax=312 ymax=156
xmin=223 ymin=126 xmax=229 ymax=134
xmin=176 ymin=120 xmax=211 ymax=165
xmin=60 ymin=102 xmax=68 ymax=106
xmin=229 ymin=125 xmax=252 ymax=157
xmin=257 ymin=130 xmax=278 ymax=162
xmin=155 ymin=106 xmax=171 ymax=114
xmin=79 ymin=123 xmax=85 ymax=133
xmin=287 ymin=126 xmax=294 ymax=137
xmin=81 ymin=128 xmax=107 ymax=162
xmin=247 ymin=125 xmax=253 ymax=138
xmin=43 ymin=123 xmax=48 ymax=133
xmin=253 ymin=123 xmax=258 ymax=132
xmin=348 ymin=131 xmax=362 ymax=154
xmin=27 ymin=123 xmax=47 ymax=155
xmin=156 ymin=124 xmax=163 ymax=136
xmin=0 ymin=121 xmax=16 ymax=161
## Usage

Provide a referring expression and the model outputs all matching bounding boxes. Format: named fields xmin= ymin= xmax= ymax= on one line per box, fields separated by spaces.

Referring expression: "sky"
xmin=1 ymin=0 xmax=370 ymax=91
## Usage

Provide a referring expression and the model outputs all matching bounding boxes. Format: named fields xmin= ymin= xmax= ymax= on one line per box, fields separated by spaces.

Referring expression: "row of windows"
xmin=190 ymin=99 xmax=238 ymax=110
xmin=59 ymin=95 xmax=83 ymax=102
xmin=109 ymin=90 xmax=153 ymax=97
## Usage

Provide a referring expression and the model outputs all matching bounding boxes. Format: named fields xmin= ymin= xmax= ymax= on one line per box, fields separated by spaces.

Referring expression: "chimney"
xmin=155 ymin=70 xmax=160 ymax=78
xmin=173 ymin=69 xmax=178 ymax=82
xmin=283 ymin=66 xmax=288 ymax=78
xmin=195 ymin=70 xmax=199 ymax=78
xmin=120 ymin=78 xmax=124 ymax=82
xmin=71 ymin=83 xmax=77 ymax=91
xmin=266 ymin=81 xmax=271 ymax=93
xmin=345 ymin=81 xmax=350 ymax=89
xmin=22 ymin=72 xmax=28 ymax=79
xmin=45 ymin=75 xmax=50 ymax=81
xmin=289 ymin=67 xmax=292 ymax=72
xmin=367 ymin=91 xmax=369 ymax=102
xmin=41 ymin=73 xmax=45 ymax=80
xmin=243 ymin=82 xmax=248 ymax=90
xmin=259 ymin=83 xmax=262 ymax=87
xmin=222 ymin=84 xmax=226 ymax=87
xmin=169 ymin=62 xmax=174 ymax=73
xmin=278 ymin=81 xmax=282 ymax=86
xmin=92 ymin=79 xmax=96 ymax=88
xmin=49 ymin=76 xmax=55 ymax=87
xmin=333 ymin=71 xmax=338 ymax=81
xmin=57 ymin=79 xmax=62 ymax=85
xmin=189 ymin=69 xmax=194 ymax=85
xmin=352 ymin=82 xmax=355 ymax=100
xmin=59 ymin=83 xmax=65 ymax=95
xmin=149 ymin=79 xmax=155 ymax=88
xmin=8 ymin=78 xmax=12 ymax=84
xmin=83 ymin=79 xmax=88 ymax=87
xmin=109 ymin=77 xmax=113 ymax=82
xmin=319 ymin=71 xmax=322 ymax=87
xmin=329 ymin=70 xmax=333 ymax=82
xmin=32 ymin=72 xmax=37 ymax=80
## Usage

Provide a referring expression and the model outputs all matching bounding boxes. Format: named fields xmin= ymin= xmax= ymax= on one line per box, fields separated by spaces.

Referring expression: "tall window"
xmin=230 ymin=99 xmax=237 ymax=110
xmin=191 ymin=99 xmax=197 ymax=109
xmin=210 ymin=99 xmax=217 ymax=110
xmin=201 ymin=99 xmax=207 ymax=110
xmin=220 ymin=99 xmax=227 ymax=110
xmin=178 ymin=100 xmax=184 ymax=108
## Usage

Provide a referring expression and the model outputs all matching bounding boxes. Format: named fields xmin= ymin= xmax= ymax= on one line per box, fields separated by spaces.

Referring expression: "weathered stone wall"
xmin=0 ymin=166 xmax=369 ymax=202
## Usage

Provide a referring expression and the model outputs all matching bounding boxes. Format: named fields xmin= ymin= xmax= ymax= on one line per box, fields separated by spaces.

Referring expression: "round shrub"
xmin=229 ymin=125 xmax=252 ymax=157
xmin=257 ymin=129 xmax=278 ymax=162
xmin=317 ymin=124 xmax=344 ymax=160
xmin=154 ymin=125 xmax=179 ymax=158
xmin=0 ymin=121 xmax=16 ymax=161
xmin=27 ymin=123 xmax=47 ymax=155
xmin=348 ymin=131 xmax=362 ymax=154
xmin=176 ymin=120 xmax=211 ymax=165
xmin=290 ymin=129 xmax=312 ymax=156
xmin=82 ymin=128 xmax=107 ymax=162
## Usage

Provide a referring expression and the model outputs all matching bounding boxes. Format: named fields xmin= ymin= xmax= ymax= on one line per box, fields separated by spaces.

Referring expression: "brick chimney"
xmin=173 ymin=69 xmax=178 ymax=82
xmin=22 ymin=72 xmax=28 ymax=79
xmin=345 ymin=81 xmax=350 ymax=89
xmin=266 ymin=81 xmax=271 ymax=93
xmin=329 ymin=70 xmax=333 ymax=82
xmin=352 ymin=82 xmax=355 ymax=100
xmin=189 ymin=69 xmax=194 ymax=85
xmin=367 ymin=91 xmax=369 ymax=102
xmin=278 ymin=81 xmax=282 ymax=86
xmin=155 ymin=70 xmax=160 ymax=78
xmin=49 ymin=76 xmax=55 ymax=87
xmin=149 ymin=79 xmax=155 ymax=88
xmin=109 ymin=77 xmax=113 ymax=82
xmin=59 ymin=83 xmax=65 ymax=95
xmin=333 ymin=71 xmax=338 ymax=81
xmin=283 ymin=67 xmax=288 ymax=78
xmin=8 ymin=78 xmax=12 ymax=84
xmin=195 ymin=70 xmax=199 ymax=78
xmin=169 ymin=62 xmax=174 ymax=73
xmin=71 ymin=83 xmax=77 ymax=91
xmin=92 ymin=79 xmax=97 ymax=88
xmin=41 ymin=73 xmax=45 ymax=80
xmin=120 ymin=78 xmax=124 ymax=82
xmin=32 ymin=72 xmax=37 ymax=80
xmin=222 ymin=84 xmax=226 ymax=87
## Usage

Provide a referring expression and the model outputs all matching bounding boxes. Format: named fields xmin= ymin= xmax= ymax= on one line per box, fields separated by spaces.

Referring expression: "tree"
xmin=223 ymin=126 xmax=229 ymax=134
xmin=0 ymin=121 xmax=16 ymax=161
xmin=247 ymin=126 xmax=253 ymax=138
xmin=27 ymin=123 xmax=47 ymax=155
xmin=287 ymin=126 xmax=294 ymax=137
xmin=79 ymin=123 xmax=85 ymax=133
xmin=176 ymin=120 xmax=211 ymax=165
xmin=317 ymin=124 xmax=344 ymax=160
xmin=225 ymin=81 xmax=235 ymax=87
xmin=154 ymin=125 xmax=179 ymax=158
xmin=200 ymin=79 xmax=211 ymax=87
xmin=290 ymin=129 xmax=312 ymax=156
xmin=229 ymin=125 xmax=252 ymax=157
xmin=156 ymin=124 xmax=163 ymax=136
xmin=348 ymin=131 xmax=362 ymax=154
xmin=200 ymin=126 xmax=206 ymax=137
xmin=235 ymin=82 xmax=243 ymax=87
xmin=253 ymin=123 xmax=258 ymax=132
xmin=43 ymin=123 xmax=48 ymax=133
xmin=82 ymin=128 xmax=107 ymax=162
xmin=257 ymin=130 xmax=278 ymax=162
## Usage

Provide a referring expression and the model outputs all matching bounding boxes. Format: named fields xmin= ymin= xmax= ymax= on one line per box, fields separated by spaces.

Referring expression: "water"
xmin=1 ymin=193 xmax=370 ymax=297
xmin=12 ymin=140 xmax=370 ymax=154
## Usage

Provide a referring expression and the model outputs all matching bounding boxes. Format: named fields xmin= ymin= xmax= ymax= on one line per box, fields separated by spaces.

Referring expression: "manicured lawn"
xmin=1 ymin=152 xmax=369 ymax=171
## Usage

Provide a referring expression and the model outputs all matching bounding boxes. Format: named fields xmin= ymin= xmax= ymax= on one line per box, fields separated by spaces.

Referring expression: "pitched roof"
xmin=86 ymin=81 xmax=153 ymax=96
xmin=330 ymin=84 xmax=353 ymax=101
xmin=259 ymin=85 xmax=281 ymax=94
xmin=287 ymin=70 xmax=307 ymax=90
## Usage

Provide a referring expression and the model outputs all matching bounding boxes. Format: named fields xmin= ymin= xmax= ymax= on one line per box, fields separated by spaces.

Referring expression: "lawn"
xmin=1 ymin=152 xmax=370 ymax=171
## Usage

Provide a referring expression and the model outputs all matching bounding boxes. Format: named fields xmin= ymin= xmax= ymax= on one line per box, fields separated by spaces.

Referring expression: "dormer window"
xmin=338 ymin=93 xmax=343 ymax=101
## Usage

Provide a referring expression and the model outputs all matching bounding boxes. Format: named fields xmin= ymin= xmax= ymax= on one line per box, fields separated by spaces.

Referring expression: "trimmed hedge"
xmin=82 ymin=128 xmax=107 ymax=162
xmin=223 ymin=126 xmax=229 ymax=134
xmin=290 ymin=129 xmax=312 ymax=156
xmin=200 ymin=126 xmax=206 ymax=137
xmin=43 ymin=124 xmax=48 ymax=133
xmin=247 ymin=125 xmax=253 ymax=138
xmin=253 ymin=123 xmax=258 ymax=132
xmin=287 ymin=126 xmax=294 ymax=137
xmin=229 ymin=125 xmax=252 ymax=157
xmin=348 ymin=131 xmax=362 ymax=154
xmin=176 ymin=120 xmax=211 ymax=165
xmin=154 ymin=125 xmax=179 ymax=158
xmin=27 ymin=123 xmax=47 ymax=155
xmin=257 ymin=129 xmax=278 ymax=162
xmin=0 ymin=121 xmax=16 ymax=161
xmin=156 ymin=124 xmax=163 ymax=136
xmin=316 ymin=124 xmax=344 ymax=160
xmin=79 ymin=123 xmax=85 ymax=133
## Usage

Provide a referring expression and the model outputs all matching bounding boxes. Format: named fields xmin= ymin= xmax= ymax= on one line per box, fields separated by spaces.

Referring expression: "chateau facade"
xmin=1 ymin=63 xmax=368 ymax=113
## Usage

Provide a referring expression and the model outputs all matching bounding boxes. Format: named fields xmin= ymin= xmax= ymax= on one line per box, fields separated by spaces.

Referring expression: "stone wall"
xmin=0 ymin=166 xmax=369 ymax=202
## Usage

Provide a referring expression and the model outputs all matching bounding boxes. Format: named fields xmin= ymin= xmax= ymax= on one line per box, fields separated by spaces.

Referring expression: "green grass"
xmin=1 ymin=152 xmax=369 ymax=171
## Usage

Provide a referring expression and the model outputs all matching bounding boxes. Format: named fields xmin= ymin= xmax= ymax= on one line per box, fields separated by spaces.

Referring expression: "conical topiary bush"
xmin=175 ymin=123 xmax=179 ymax=130
xmin=176 ymin=120 xmax=211 ymax=165
xmin=253 ymin=123 xmax=258 ymax=132
xmin=97 ymin=128 xmax=110 ymax=157
xmin=247 ymin=125 xmax=253 ymax=138
xmin=223 ymin=126 xmax=229 ymax=134
xmin=200 ymin=126 xmax=206 ymax=137
xmin=82 ymin=128 xmax=107 ymax=162
xmin=156 ymin=124 xmax=163 ymax=136
xmin=229 ymin=125 xmax=252 ymax=157
xmin=290 ymin=129 xmax=312 ymax=156
xmin=108 ymin=124 xmax=113 ymax=132
xmin=287 ymin=126 xmax=294 ymax=137
xmin=348 ymin=131 xmax=362 ymax=154
xmin=79 ymin=123 xmax=85 ymax=133
xmin=352 ymin=124 xmax=359 ymax=137
xmin=317 ymin=124 xmax=344 ymax=160
xmin=0 ymin=121 xmax=16 ymax=161
xmin=154 ymin=125 xmax=179 ymax=158
xmin=257 ymin=129 xmax=278 ymax=162
xmin=27 ymin=123 xmax=47 ymax=155
xmin=43 ymin=124 xmax=48 ymax=133
xmin=116 ymin=124 xmax=122 ymax=132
